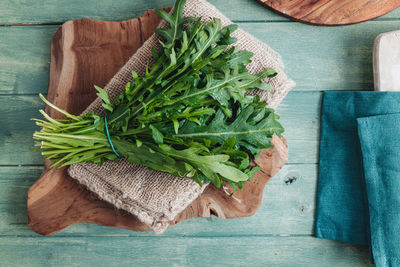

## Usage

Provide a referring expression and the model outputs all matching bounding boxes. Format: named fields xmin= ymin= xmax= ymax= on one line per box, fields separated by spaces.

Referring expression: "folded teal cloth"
xmin=316 ymin=91 xmax=400 ymax=266
xmin=358 ymin=114 xmax=400 ymax=267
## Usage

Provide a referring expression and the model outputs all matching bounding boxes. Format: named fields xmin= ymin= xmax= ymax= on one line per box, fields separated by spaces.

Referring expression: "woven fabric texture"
xmin=68 ymin=0 xmax=295 ymax=233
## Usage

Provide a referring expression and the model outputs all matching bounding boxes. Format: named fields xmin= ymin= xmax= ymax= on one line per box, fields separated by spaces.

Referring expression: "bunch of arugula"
xmin=32 ymin=0 xmax=284 ymax=191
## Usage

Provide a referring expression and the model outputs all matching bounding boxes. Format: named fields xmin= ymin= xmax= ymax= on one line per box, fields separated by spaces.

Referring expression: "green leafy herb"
xmin=32 ymin=0 xmax=284 ymax=191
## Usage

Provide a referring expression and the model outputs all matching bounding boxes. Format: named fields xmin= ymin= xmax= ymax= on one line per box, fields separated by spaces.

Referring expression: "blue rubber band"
xmin=104 ymin=116 xmax=121 ymax=158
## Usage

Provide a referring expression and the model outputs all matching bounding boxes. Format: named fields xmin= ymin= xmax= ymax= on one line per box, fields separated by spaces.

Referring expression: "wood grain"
xmin=9 ymin=19 xmax=400 ymax=166
xmin=0 ymin=0 xmax=290 ymax=24
xmin=27 ymin=9 xmax=288 ymax=235
xmin=6 ymin=20 xmax=400 ymax=95
xmin=0 ymin=0 xmax=385 ymax=264
xmin=0 ymin=92 xmax=320 ymax=166
xmin=0 ymin=236 xmax=370 ymax=266
xmin=46 ymin=9 xmax=167 ymax=120
xmin=257 ymin=0 xmax=400 ymax=25
xmin=2 ymin=0 xmax=400 ymax=25
xmin=2 ymin=164 xmax=317 ymax=237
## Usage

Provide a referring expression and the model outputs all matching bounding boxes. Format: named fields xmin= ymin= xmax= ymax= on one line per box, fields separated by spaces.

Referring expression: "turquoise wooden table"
xmin=1 ymin=0 xmax=399 ymax=265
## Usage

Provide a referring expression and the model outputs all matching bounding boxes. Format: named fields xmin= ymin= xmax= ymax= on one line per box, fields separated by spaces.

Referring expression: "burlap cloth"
xmin=68 ymin=0 xmax=296 ymax=233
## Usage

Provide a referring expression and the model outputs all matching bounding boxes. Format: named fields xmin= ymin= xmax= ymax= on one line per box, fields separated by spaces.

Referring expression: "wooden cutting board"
xmin=258 ymin=0 xmax=400 ymax=25
xmin=27 ymin=8 xmax=288 ymax=235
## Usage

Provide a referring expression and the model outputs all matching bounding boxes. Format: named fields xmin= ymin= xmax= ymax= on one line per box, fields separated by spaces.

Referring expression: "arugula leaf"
xmin=158 ymin=144 xmax=249 ymax=186
xmin=149 ymin=124 xmax=164 ymax=144
xmin=32 ymin=0 xmax=284 ymax=190
xmin=176 ymin=105 xmax=284 ymax=154
xmin=94 ymin=85 xmax=113 ymax=112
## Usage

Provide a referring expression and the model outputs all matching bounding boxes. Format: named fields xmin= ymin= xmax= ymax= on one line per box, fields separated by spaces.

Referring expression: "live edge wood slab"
xmin=27 ymin=8 xmax=288 ymax=236
xmin=257 ymin=0 xmax=400 ymax=25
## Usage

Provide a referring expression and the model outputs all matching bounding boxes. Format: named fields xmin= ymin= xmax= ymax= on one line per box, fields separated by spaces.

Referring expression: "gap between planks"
xmin=0 ymin=163 xmax=316 ymax=167
xmin=2 ymin=16 xmax=400 ymax=27
xmin=0 ymin=20 xmax=291 ymax=27
xmin=0 ymin=233 xmax=312 ymax=238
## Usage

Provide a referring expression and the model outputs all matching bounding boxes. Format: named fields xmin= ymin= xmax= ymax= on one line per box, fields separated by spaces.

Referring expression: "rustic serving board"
xmin=27 ymin=8 xmax=288 ymax=235
xmin=258 ymin=0 xmax=400 ymax=25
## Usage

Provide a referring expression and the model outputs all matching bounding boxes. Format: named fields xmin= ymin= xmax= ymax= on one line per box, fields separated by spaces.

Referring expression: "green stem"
xmin=39 ymin=94 xmax=80 ymax=121
xmin=41 ymin=144 xmax=106 ymax=155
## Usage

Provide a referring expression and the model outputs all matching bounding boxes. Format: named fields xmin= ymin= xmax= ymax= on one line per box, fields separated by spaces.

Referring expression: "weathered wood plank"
xmin=1 ymin=0 xmax=399 ymax=25
xmin=0 ymin=0 xmax=283 ymax=25
xmin=0 ymin=163 xmax=316 ymax=236
xmin=240 ymin=21 xmax=400 ymax=91
xmin=0 ymin=2 xmax=385 ymax=265
xmin=3 ymin=21 xmax=400 ymax=95
xmin=0 ymin=95 xmax=43 ymax=165
xmin=0 ymin=236 xmax=370 ymax=266
xmin=0 ymin=26 xmax=56 ymax=95
xmin=257 ymin=0 xmax=400 ymax=26
xmin=0 ymin=91 xmax=320 ymax=165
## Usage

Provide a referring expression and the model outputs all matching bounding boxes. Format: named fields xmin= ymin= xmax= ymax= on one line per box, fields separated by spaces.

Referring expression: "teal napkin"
xmin=358 ymin=114 xmax=400 ymax=266
xmin=316 ymin=91 xmax=400 ymax=266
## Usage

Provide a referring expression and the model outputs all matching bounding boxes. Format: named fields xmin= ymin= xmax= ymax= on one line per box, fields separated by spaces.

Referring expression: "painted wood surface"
xmin=5 ymin=21 xmax=400 ymax=95
xmin=257 ymin=0 xmax=400 ymax=25
xmin=26 ymin=11 xmax=288 ymax=235
xmin=0 ymin=236 xmax=371 ymax=267
xmin=0 ymin=92 xmax=319 ymax=165
xmin=1 ymin=164 xmax=315 ymax=236
xmin=1 ymin=0 xmax=400 ymax=24
xmin=1 ymin=0 xmax=400 ymax=265
xmin=28 ymin=137 xmax=288 ymax=235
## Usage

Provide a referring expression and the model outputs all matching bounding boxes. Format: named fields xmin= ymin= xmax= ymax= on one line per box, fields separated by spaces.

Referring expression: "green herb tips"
xmin=32 ymin=0 xmax=284 ymax=192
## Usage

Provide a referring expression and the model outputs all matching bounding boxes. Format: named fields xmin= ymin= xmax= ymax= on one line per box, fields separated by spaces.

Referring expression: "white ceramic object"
xmin=373 ymin=30 xmax=400 ymax=91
